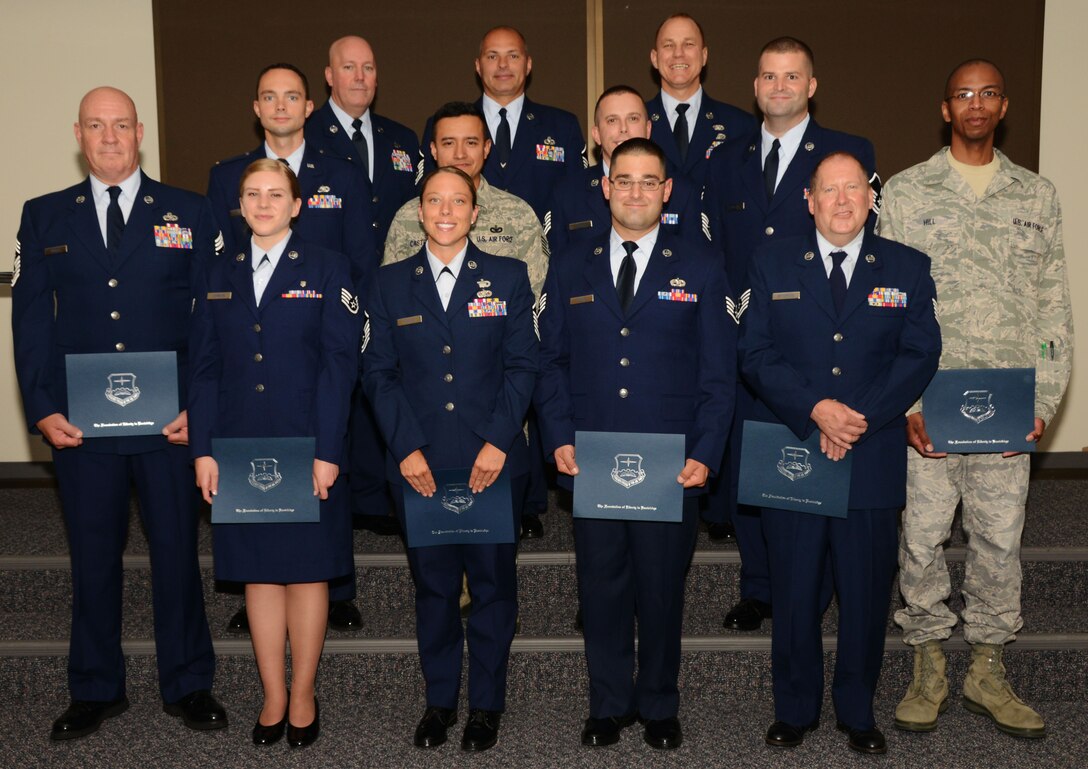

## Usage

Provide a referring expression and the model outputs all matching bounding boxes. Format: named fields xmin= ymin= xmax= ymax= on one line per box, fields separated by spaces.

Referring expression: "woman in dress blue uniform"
xmin=188 ymin=159 xmax=360 ymax=748
xmin=362 ymin=167 xmax=538 ymax=752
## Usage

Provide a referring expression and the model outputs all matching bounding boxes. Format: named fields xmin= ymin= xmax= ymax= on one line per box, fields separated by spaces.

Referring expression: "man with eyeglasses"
xmin=878 ymin=58 xmax=1072 ymax=739
xmin=536 ymin=137 xmax=733 ymax=750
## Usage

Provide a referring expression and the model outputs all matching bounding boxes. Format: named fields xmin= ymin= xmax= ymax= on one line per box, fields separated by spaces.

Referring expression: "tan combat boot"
xmin=894 ymin=640 xmax=949 ymax=731
xmin=963 ymin=643 xmax=1046 ymax=738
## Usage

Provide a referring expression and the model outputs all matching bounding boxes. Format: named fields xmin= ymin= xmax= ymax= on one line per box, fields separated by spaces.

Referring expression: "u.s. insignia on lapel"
xmin=526 ymin=112 xmax=536 ymax=121
xmin=865 ymin=254 xmax=876 ymax=264
xmin=651 ymin=113 xmax=661 ymax=122
xmin=662 ymin=249 xmax=673 ymax=258
xmin=329 ymin=124 xmax=339 ymax=134
xmin=594 ymin=247 xmax=603 ymax=255
xmin=467 ymin=260 xmax=477 ymax=269
xmin=705 ymin=111 xmax=714 ymax=120
xmin=143 ymin=195 xmax=154 ymax=204
xmin=236 ymin=253 xmax=246 ymax=262
xmin=804 ymin=142 xmax=815 ymax=152
xmin=287 ymin=250 xmax=299 ymax=260
xmin=415 ymin=266 xmax=424 ymax=276
xmin=76 ymin=195 xmax=86 ymax=204
xmin=804 ymin=251 xmax=815 ymax=261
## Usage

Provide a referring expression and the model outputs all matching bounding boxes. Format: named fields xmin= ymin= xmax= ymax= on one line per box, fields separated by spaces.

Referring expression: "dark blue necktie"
xmin=830 ymin=250 xmax=848 ymax=315
xmin=496 ymin=107 xmax=511 ymax=168
xmin=106 ymin=185 xmax=124 ymax=253
xmin=763 ymin=138 xmax=780 ymax=201
xmin=617 ymin=241 xmax=638 ymax=313
xmin=673 ymin=103 xmax=690 ymax=163
xmin=351 ymin=117 xmax=370 ymax=179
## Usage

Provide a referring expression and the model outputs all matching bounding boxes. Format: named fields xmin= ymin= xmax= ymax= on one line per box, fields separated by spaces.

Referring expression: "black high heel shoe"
xmin=286 ymin=698 xmax=320 ymax=748
xmin=252 ymin=693 xmax=289 ymax=746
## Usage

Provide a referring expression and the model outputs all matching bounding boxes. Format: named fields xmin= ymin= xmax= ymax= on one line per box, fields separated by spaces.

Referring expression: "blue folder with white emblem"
xmin=737 ymin=420 xmax=851 ymax=518
xmin=572 ymin=431 xmax=685 ymax=522
xmin=403 ymin=468 xmax=515 ymax=547
xmin=65 ymin=351 xmax=179 ymax=437
xmin=210 ymin=437 xmax=319 ymax=523
xmin=923 ymin=368 xmax=1035 ymax=454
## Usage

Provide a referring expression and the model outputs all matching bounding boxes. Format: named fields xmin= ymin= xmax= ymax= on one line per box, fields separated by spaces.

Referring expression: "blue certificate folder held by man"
xmin=923 ymin=368 xmax=1036 ymax=454
xmin=737 ymin=420 xmax=851 ymax=518
xmin=572 ymin=431 xmax=685 ymax=522
xmin=211 ymin=437 xmax=319 ymax=523
xmin=403 ymin=468 xmax=515 ymax=547
xmin=65 ymin=351 xmax=178 ymax=437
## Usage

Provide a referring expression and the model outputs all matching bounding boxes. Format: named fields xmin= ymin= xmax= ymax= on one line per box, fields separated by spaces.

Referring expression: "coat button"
xmin=764 ymin=226 xmax=775 ymax=236
xmin=253 ymin=323 xmax=262 ymax=332
xmin=255 ymin=383 xmax=265 ymax=392
xmin=620 ymin=357 xmax=630 ymax=367
xmin=110 ymin=311 xmax=120 ymax=320
xmin=620 ymin=327 xmax=630 ymax=337
xmin=372 ymin=196 xmax=379 ymax=204
xmin=108 ymin=278 xmax=118 ymax=288
xmin=444 ymin=373 xmax=453 ymax=383
xmin=442 ymin=345 xmax=452 ymax=354
xmin=445 ymin=402 xmax=455 ymax=411
xmin=618 ymin=388 xmax=629 ymax=398
xmin=114 ymin=342 xmax=125 ymax=351
xmin=833 ymin=333 xmax=843 ymax=342
xmin=831 ymin=367 xmax=842 ymax=376
xmin=254 ymin=353 xmax=263 ymax=362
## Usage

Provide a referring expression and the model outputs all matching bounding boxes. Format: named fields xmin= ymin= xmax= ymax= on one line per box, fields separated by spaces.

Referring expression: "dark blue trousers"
xmin=575 ymin=497 xmax=699 ymax=720
xmin=53 ymin=444 xmax=215 ymax=703
xmin=762 ymin=506 xmax=898 ymax=730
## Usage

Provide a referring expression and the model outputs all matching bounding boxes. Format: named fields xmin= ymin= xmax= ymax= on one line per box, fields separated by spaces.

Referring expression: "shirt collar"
xmin=329 ymin=98 xmax=371 ymax=135
xmin=251 ymin=229 xmax=292 ymax=271
xmin=816 ymin=227 xmax=864 ymax=263
xmin=660 ymin=87 xmax=703 ymax=121
xmin=89 ymin=168 xmax=142 ymax=205
xmin=609 ymin=225 xmax=660 ymax=258
xmin=481 ymin=93 xmax=525 ymax=127
xmin=762 ymin=114 xmax=809 ymax=159
xmin=264 ymin=140 xmax=306 ymax=176
xmin=425 ymin=242 xmax=469 ymax=282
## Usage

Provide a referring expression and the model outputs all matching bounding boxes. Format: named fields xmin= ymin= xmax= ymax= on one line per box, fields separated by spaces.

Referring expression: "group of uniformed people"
xmin=12 ymin=10 xmax=1072 ymax=758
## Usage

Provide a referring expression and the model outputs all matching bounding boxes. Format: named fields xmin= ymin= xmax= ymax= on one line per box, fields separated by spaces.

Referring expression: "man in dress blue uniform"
xmin=546 ymin=85 xmax=702 ymax=257
xmin=11 ymin=86 xmax=227 ymax=740
xmin=645 ymin=13 xmax=756 ymax=189
xmin=536 ymin=138 xmax=734 ymax=750
xmin=305 ymin=35 xmax=421 ymax=252
xmin=703 ymin=37 xmax=881 ymax=632
xmin=740 ymin=151 xmax=940 ymax=754
xmin=420 ymin=26 xmax=587 ymax=223
xmin=206 ymin=62 xmax=369 ymax=632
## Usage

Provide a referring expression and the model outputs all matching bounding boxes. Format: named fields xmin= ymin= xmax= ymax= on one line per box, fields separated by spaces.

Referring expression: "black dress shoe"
xmin=354 ymin=514 xmax=400 ymax=535
xmin=765 ymin=720 xmax=817 ymax=748
xmin=520 ymin=513 xmax=544 ymax=539
xmin=328 ymin=600 xmax=363 ymax=632
xmin=51 ymin=698 xmax=129 ymax=741
xmin=164 ymin=689 xmax=228 ymax=731
xmin=252 ymin=696 xmax=288 ymax=746
xmin=461 ymin=709 xmax=501 ymax=751
xmin=227 ymin=604 xmax=250 ymax=634
xmin=286 ymin=698 xmax=320 ymax=748
xmin=643 ymin=716 xmax=683 ymax=749
xmin=581 ymin=713 xmax=637 ymax=746
xmin=414 ymin=706 xmax=457 ymax=748
xmin=723 ymin=598 xmax=772 ymax=631
xmin=707 ymin=521 xmax=736 ymax=542
xmin=837 ymin=722 xmax=887 ymax=754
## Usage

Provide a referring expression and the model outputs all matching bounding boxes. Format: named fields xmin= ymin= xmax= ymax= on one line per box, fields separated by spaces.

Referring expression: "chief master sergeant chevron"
xmin=11 ymin=86 xmax=226 ymax=741
xmin=877 ymin=58 xmax=1074 ymax=740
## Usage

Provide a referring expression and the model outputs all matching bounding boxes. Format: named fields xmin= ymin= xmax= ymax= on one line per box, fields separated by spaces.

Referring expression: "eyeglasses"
xmin=945 ymin=89 xmax=1005 ymax=103
xmin=609 ymin=177 xmax=664 ymax=191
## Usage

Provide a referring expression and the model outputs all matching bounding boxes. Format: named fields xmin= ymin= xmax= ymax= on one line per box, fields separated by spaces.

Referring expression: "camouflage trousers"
xmin=894 ymin=451 xmax=1029 ymax=646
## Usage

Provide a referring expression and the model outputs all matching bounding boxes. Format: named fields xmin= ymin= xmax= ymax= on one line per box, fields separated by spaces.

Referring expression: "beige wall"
xmin=0 ymin=0 xmax=1083 ymax=460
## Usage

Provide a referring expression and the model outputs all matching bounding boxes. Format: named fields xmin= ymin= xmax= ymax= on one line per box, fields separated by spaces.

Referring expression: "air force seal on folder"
xmin=611 ymin=454 xmax=646 ymax=489
xmin=105 ymin=373 xmax=140 ymax=407
xmin=248 ymin=458 xmax=283 ymax=492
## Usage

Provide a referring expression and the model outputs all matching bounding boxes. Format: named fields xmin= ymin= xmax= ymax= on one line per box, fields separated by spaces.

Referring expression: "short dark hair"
xmin=255 ymin=62 xmax=310 ymax=99
xmin=610 ymin=137 xmax=667 ymax=174
xmin=758 ymin=37 xmax=814 ymax=72
xmin=809 ymin=151 xmax=868 ymax=191
xmin=431 ymin=101 xmax=486 ymax=136
xmin=945 ymin=58 xmax=1006 ymax=97
xmin=655 ymin=13 xmax=705 ymax=45
xmin=419 ymin=166 xmax=478 ymax=209
xmin=594 ymin=85 xmax=645 ymax=123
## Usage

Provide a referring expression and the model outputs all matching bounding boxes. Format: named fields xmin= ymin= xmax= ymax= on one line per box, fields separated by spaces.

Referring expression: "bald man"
xmin=12 ymin=87 xmax=226 ymax=740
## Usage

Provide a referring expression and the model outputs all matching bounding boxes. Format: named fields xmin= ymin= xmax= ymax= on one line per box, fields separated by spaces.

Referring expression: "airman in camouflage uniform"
xmin=877 ymin=59 xmax=1073 ymax=740
xmin=384 ymin=174 xmax=546 ymax=299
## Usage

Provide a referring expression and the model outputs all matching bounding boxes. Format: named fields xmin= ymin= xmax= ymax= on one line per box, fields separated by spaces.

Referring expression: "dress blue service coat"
xmin=12 ymin=173 xmax=218 ymax=703
xmin=304 ymin=102 xmax=421 ymax=251
xmin=739 ymin=231 xmax=940 ymax=729
xmin=188 ymin=234 xmax=360 ymax=583
xmin=646 ymin=91 xmax=756 ymax=188
xmin=421 ymin=98 xmax=587 ymax=222
xmin=545 ymin=163 xmax=703 ymax=257
xmin=206 ymin=143 xmax=377 ymax=295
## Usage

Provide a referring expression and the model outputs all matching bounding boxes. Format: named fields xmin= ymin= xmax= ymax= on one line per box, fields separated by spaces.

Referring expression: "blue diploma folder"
xmin=65 ymin=351 xmax=178 ymax=437
xmin=737 ymin=420 xmax=851 ymax=518
xmin=572 ymin=431 xmax=685 ymax=522
xmin=403 ymin=468 xmax=515 ymax=547
xmin=923 ymin=368 xmax=1035 ymax=454
xmin=211 ymin=437 xmax=319 ymax=524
